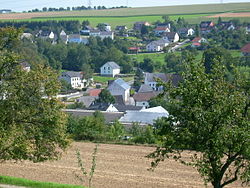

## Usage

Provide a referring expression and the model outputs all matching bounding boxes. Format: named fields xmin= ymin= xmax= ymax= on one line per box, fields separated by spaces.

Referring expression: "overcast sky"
xmin=1 ymin=0 xmax=250 ymax=12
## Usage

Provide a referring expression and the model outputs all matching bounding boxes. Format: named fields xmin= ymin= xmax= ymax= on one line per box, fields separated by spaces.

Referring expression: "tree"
xmin=141 ymin=25 xmax=149 ymax=35
xmin=96 ymin=89 xmax=115 ymax=104
xmin=0 ymin=28 xmax=70 ymax=162
xmin=81 ymin=63 xmax=93 ymax=80
xmin=148 ymin=61 xmax=250 ymax=188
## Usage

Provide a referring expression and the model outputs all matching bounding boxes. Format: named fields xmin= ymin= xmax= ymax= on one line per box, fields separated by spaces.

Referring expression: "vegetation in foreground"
xmin=0 ymin=175 xmax=84 ymax=188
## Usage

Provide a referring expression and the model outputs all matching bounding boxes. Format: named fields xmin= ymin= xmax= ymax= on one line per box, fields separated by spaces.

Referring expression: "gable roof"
xmin=133 ymin=91 xmax=159 ymax=102
xmin=145 ymin=73 xmax=182 ymax=87
xmin=62 ymin=71 xmax=82 ymax=78
xmin=241 ymin=43 xmax=250 ymax=53
xmin=102 ymin=61 xmax=120 ymax=69
xmin=111 ymin=78 xmax=130 ymax=90
xmin=154 ymin=26 xmax=170 ymax=31
xmin=163 ymin=32 xmax=178 ymax=40
xmin=192 ymin=37 xmax=202 ymax=42
xmin=140 ymin=106 xmax=168 ymax=114
xmin=138 ymin=84 xmax=153 ymax=93
xmin=88 ymin=89 xmax=102 ymax=97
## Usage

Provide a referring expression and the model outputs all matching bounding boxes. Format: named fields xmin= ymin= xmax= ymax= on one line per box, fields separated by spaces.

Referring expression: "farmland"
xmin=0 ymin=2 xmax=250 ymax=28
xmin=0 ymin=142 xmax=243 ymax=188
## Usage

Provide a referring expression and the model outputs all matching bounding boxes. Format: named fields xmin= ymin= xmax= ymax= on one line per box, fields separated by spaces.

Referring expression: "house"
xmin=119 ymin=106 xmax=169 ymax=125
xmin=191 ymin=37 xmax=207 ymax=47
xmin=103 ymin=23 xmax=112 ymax=32
xmin=133 ymin=91 xmax=159 ymax=108
xmin=21 ymin=33 xmax=33 ymax=40
xmin=100 ymin=61 xmax=120 ymax=77
xmin=87 ymin=88 xmax=102 ymax=97
xmin=0 ymin=9 xmax=11 ymax=13
xmin=80 ymin=26 xmax=94 ymax=35
xmin=107 ymin=78 xmax=131 ymax=103
xmin=163 ymin=32 xmax=179 ymax=43
xmin=77 ymin=96 xmax=98 ymax=108
xmin=146 ymin=38 xmax=170 ymax=52
xmin=218 ymin=21 xmax=235 ymax=30
xmin=59 ymin=30 xmax=68 ymax=43
xmin=36 ymin=30 xmax=55 ymax=40
xmin=178 ymin=28 xmax=195 ymax=37
xmin=128 ymin=47 xmax=140 ymax=54
xmin=68 ymin=34 xmax=88 ymax=44
xmin=115 ymin=25 xmax=127 ymax=31
xmin=246 ymin=25 xmax=250 ymax=34
xmin=200 ymin=21 xmax=215 ymax=34
xmin=133 ymin=21 xmax=150 ymax=31
xmin=144 ymin=73 xmax=182 ymax=91
xmin=20 ymin=62 xmax=31 ymax=72
xmin=89 ymin=30 xmax=114 ymax=40
xmin=154 ymin=26 xmax=170 ymax=36
xmin=60 ymin=71 xmax=89 ymax=89
xmin=241 ymin=43 xmax=250 ymax=56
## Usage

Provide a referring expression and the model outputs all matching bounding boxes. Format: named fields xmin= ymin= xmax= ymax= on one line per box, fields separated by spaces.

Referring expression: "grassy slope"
xmin=0 ymin=176 xmax=84 ymax=188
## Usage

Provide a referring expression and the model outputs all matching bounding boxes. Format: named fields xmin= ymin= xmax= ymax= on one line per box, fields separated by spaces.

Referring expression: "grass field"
xmin=0 ymin=3 xmax=250 ymax=28
xmin=0 ymin=142 xmax=243 ymax=188
xmin=0 ymin=175 xmax=84 ymax=188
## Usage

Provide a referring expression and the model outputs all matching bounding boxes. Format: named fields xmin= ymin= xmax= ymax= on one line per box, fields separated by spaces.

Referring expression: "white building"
xmin=163 ymin=32 xmax=179 ymax=43
xmin=146 ymin=38 xmax=169 ymax=52
xmin=107 ymin=78 xmax=131 ymax=103
xmin=100 ymin=61 xmax=120 ymax=77
xmin=103 ymin=23 xmax=112 ymax=32
xmin=60 ymin=71 xmax=88 ymax=89
xmin=89 ymin=30 xmax=114 ymax=40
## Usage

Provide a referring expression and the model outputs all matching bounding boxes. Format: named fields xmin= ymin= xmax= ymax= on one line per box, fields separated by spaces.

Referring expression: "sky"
xmin=1 ymin=0 xmax=250 ymax=12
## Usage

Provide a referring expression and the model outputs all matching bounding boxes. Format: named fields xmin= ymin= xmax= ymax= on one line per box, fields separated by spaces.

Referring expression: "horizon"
xmin=1 ymin=0 xmax=250 ymax=12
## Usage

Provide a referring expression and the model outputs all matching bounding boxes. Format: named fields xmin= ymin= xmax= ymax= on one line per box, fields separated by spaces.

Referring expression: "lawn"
xmin=0 ymin=176 xmax=84 ymax=188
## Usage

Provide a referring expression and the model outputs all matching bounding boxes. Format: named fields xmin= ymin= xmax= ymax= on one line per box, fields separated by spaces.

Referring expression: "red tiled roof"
xmin=154 ymin=26 xmax=169 ymax=31
xmin=192 ymin=42 xmax=201 ymax=46
xmin=88 ymin=89 xmax=102 ymax=97
xmin=241 ymin=43 xmax=250 ymax=53
xmin=192 ymin=37 xmax=201 ymax=42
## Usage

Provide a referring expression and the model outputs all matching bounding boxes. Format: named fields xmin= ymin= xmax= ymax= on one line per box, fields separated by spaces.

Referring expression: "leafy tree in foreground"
xmin=148 ymin=60 xmax=250 ymax=188
xmin=0 ymin=27 xmax=70 ymax=162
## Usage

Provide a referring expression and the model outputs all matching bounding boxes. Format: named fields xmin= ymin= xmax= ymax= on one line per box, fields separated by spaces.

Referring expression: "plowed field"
xmin=208 ymin=12 xmax=250 ymax=18
xmin=0 ymin=142 xmax=243 ymax=188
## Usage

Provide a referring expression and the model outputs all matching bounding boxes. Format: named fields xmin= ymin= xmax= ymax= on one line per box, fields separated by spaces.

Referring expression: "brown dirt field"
xmin=207 ymin=12 xmax=250 ymax=18
xmin=0 ymin=142 xmax=244 ymax=188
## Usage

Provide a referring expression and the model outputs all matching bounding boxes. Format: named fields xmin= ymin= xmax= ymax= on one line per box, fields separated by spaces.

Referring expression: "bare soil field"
xmin=208 ymin=12 xmax=250 ymax=18
xmin=0 ymin=142 xmax=243 ymax=188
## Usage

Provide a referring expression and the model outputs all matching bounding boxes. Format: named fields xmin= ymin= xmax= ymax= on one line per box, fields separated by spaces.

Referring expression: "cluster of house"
xmin=21 ymin=23 xmax=115 ymax=44
xmin=61 ymin=61 xmax=182 ymax=126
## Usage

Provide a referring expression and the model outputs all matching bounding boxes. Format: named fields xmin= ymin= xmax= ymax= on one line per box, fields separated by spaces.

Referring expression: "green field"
xmin=0 ymin=175 xmax=84 ymax=188
xmin=21 ymin=3 xmax=250 ymax=17
xmin=1 ymin=3 xmax=250 ymax=28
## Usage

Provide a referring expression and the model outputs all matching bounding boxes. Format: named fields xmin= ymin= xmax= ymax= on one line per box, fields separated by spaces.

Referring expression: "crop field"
xmin=0 ymin=142 xmax=243 ymax=188
xmin=0 ymin=3 xmax=250 ymax=28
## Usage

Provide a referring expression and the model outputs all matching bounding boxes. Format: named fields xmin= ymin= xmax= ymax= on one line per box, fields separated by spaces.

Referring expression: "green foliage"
xmin=66 ymin=101 xmax=86 ymax=109
xmin=108 ymin=121 xmax=125 ymax=140
xmin=96 ymin=89 xmax=115 ymax=104
xmin=149 ymin=61 xmax=250 ymax=188
xmin=0 ymin=27 xmax=70 ymax=162
xmin=81 ymin=63 xmax=93 ymax=80
xmin=129 ymin=123 xmax=156 ymax=144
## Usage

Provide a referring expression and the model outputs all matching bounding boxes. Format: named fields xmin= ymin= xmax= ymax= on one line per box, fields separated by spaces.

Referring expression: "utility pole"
xmin=88 ymin=0 xmax=92 ymax=7
xmin=126 ymin=0 xmax=128 ymax=7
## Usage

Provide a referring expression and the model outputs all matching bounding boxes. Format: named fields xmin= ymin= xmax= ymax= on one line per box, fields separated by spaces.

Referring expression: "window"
xmin=108 ymin=67 xmax=110 ymax=70
xmin=104 ymin=67 xmax=106 ymax=70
